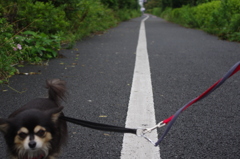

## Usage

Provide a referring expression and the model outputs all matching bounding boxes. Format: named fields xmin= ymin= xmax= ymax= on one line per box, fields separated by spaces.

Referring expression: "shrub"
xmin=225 ymin=14 xmax=240 ymax=41
xmin=116 ymin=9 xmax=140 ymax=21
xmin=0 ymin=0 xmax=141 ymax=83
xmin=229 ymin=14 xmax=240 ymax=33
xmin=0 ymin=18 xmax=19 ymax=83
xmin=193 ymin=1 xmax=221 ymax=29
xmin=152 ymin=7 xmax=162 ymax=17
xmin=171 ymin=5 xmax=198 ymax=27
xmin=18 ymin=1 xmax=69 ymax=34
xmin=206 ymin=0 xmax=240 ymax=40
xmin=18 ymin=31 xmax=62 ymax=62
xmin=65 ymin=0 xmax=118 ymax=40
xmin=157 ymin=0 xmax=240 ymax=42
xmin=160 ymin=7 xmax=173 ymax=21
xmin=0 ymin=17 xmax=62 ymax=83
xmin=225 ymin=0 xmax=240 ymax=15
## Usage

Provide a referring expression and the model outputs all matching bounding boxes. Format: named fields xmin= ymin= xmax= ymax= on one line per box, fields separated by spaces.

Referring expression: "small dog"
xmin=0 ymin=79 xmax=68 ymax=159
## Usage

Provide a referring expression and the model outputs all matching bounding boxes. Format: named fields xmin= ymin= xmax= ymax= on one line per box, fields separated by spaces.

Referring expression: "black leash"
xmin=60 ymin=116 xmax=137 ymax=134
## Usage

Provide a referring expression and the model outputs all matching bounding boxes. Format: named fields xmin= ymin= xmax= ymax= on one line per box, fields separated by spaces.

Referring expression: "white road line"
xmin=121 ymin=15 xmax=161 ymax=159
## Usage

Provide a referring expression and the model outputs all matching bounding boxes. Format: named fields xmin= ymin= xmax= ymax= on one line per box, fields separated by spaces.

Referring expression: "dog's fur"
xmin=0 ymin=79 xmax=68 ymax=159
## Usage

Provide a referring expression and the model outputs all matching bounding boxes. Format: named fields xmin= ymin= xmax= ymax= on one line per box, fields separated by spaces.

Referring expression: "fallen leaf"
xmin=104 ymin=133 xmax=110 ymax=136
xmin=99 ymin=115 xmax=107 ymax=118
xmin=29 ymin=72 xmax=41 ymax=75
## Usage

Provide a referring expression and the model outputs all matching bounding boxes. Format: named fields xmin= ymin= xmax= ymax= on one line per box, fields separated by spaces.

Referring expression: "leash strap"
xmin=60 ymin=116 xmax=137 ymax=134
xmin=154 ymin=61 xmax=240 ymax=146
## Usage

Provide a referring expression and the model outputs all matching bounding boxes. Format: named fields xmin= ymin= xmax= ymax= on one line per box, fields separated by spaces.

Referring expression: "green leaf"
xmin=22 ymin=31 xmax=37 ymax=36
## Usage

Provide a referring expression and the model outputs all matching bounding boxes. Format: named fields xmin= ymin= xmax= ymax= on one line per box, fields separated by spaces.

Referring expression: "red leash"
xmin=163 ymin=62 xmax=240 ymax=125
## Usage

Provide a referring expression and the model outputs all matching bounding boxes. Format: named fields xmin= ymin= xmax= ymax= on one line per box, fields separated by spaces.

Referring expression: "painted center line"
xmin=121 ymin=15 xmax=161 ymax=159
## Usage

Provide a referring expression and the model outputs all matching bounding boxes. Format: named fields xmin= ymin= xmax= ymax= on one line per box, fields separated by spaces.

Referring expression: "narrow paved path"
xmin=0 ymin=14 xmax=240 ymax=159
xmin=146 ymin=15 xmax=240 ymax=159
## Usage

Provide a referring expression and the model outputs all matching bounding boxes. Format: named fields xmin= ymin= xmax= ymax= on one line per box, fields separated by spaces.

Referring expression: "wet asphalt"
xmin=0 ymin=14 xmax=240 ymax=158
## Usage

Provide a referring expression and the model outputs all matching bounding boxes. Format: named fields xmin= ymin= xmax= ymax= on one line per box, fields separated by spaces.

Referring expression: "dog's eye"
xmin=36 ymin=130 xmax=45 ymax=137
xmin=18 ymin=132 xmax=28 ymax=139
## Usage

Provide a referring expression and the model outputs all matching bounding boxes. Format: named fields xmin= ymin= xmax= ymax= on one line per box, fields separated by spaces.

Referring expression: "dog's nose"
xmin=28 ymin=140 xmax=36 ymax=149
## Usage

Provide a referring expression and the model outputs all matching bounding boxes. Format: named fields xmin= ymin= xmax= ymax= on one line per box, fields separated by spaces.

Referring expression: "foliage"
xmin=116 ymin=9 xmax=141 ymax=21
xmin=117 ymin=0 xmax=140 ymax=10
xmin=145 ymin=0 xmax=162 ymax=12
xmin=18 ymin=31 xmax=62 ymax=61
xmin=207 ymin=0 xmax=240 ymax=40
xmin=0 ymin=18 xmax=18 ymax=83
xmin=0 ymin=18 xmax=62 ymax=83
xmin=100 ymin=0 xmax=119 ymax=10
xmin=158 ymin=7 xmax=173 ymax=21
xmin=67 ymin=0 xmax=118 ymax=40
xmin=17 ymin=1 xmax=69 ymax=34
xmin=100 ymin=0 xmax=140 ymax=10
xmin=152 ymin=8 xmax=162 ymax=17
xmin=145 ymin=0 xmax=217 ymax=11
xmin=148 ymin=0 xmax=240 ymax=42
xmin=0 ymin=0 xmax=141 ymax=83
xmin=193 ymin=1 xmax=221 ymax=28
xmin=171 ymin=5 xmax=198 ymax=27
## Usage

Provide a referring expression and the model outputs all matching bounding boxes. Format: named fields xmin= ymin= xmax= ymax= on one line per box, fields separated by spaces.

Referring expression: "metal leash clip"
xmin=136 ymin=121 xmax=166 ymax=145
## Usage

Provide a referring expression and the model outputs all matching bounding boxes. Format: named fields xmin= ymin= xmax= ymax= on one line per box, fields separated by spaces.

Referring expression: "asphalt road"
xmin=0 ymin=14 xmax=240 ymax=158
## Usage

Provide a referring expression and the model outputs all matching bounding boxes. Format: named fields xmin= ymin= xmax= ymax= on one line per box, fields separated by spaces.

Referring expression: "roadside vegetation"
xmin=0 ymin=0 xmax=140 ymax=84
xmin=145 ymin=0 xmax=240 ymax=42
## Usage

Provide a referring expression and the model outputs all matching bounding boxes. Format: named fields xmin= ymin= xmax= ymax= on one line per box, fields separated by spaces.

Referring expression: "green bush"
xmin=171 ymin=5 xmax=198 ymax=27
xmin=156 ymin=0 xmax=240 ymax=42
xmin=209 ymin=0 xmax=240 ymax=39
xmin=82 ymin=1 xmax=117 ymax=33
xmin=152 ymin=7 xmax=162 ymax=17
xmin=0 ymin=0 xmax=141 ymax=83
xmin=219 ymin=13 xmax=240 ymax=41
xmin=18 ymin=1 xmax=69 ymax=34
xmin=229 ymin=14 xmax=240 ymax=33
xmin=225 ymin=0 xmax=240 ymax=15
xmin=116 ymin=9 xmax=140 ymax=21
xmin=17 ymin=31 xmax=62 ymax=62
xmin=65 ymin=0 xmax=118 ymax=40
xmin=0 ymin=18 xmax=17 ymax=83
xmin=160 ymin=7 xmax=173 ymax=21
xmin=193 ymin=1 xmax=221 ymax=29
xmin=100 ymin=0 xmax=119 ymax=10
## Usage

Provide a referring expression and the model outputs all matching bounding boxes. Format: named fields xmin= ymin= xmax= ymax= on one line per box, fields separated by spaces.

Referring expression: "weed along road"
xmin=0 ymin=14 xmax=240 ymax=158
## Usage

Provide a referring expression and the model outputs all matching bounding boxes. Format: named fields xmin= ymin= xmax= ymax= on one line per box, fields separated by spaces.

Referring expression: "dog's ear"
xmin=46 ymin=106 xmax=64 ymax=123
xmin=0 ymin=118 xmax=9 ymax=134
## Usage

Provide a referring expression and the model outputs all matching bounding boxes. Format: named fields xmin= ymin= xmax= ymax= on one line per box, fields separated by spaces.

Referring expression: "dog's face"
xmin=0 ymin=107 xmax=63 ymax=159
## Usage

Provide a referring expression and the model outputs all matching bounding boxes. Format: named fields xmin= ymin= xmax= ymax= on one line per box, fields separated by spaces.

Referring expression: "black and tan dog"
xmin=0 ymin=79 xmax=68 ymax=159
